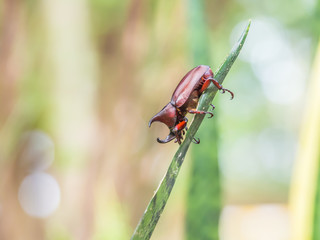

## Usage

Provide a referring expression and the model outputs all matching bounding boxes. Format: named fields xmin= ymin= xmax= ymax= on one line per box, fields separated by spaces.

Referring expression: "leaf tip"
xmin=247 ymin=19 xmax=252 ymax=31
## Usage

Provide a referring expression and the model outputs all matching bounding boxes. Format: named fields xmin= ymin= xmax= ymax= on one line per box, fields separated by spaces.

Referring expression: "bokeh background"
xmin=1 ymin=0 xmax=320 ymax=239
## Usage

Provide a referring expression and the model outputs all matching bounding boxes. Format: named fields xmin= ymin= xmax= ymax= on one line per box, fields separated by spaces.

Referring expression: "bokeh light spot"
xmin=18 ymin=172 xmax=61 ymax=218
xmin=19 ymin=130 xmax=54 ymax=172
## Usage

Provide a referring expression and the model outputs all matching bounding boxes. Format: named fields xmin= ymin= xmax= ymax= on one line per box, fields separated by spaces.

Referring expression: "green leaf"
xmin=131 ymin=20 xmax=251 ymax=240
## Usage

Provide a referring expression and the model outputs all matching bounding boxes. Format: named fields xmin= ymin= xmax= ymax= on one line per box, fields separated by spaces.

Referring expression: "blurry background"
xmin=0 ymin=0 xmax=319 ymax=239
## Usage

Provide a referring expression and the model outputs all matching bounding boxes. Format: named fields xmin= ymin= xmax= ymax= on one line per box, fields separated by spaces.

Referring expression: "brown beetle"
xmin=149 ymin=65 xmax=233 ymax=144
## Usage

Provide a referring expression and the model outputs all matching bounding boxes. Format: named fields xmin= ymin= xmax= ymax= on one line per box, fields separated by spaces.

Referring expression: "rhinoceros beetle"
xmin=149 ymin=65 xmax=233 ymax=144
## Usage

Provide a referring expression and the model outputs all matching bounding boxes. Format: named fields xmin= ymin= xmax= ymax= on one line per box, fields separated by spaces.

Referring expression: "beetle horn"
xmin=148 ymin=103 xmax=177 ymax=128
xmin=157 ymin=132 xmax=176 ymax=144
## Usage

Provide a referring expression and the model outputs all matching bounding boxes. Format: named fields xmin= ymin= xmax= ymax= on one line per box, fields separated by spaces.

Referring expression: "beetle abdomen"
xmin=171 ymin=65 xmax=210 ymax=107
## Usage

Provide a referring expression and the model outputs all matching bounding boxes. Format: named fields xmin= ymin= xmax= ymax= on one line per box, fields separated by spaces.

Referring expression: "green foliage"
xmin=130 ymin=20 xmax=251 ymax=240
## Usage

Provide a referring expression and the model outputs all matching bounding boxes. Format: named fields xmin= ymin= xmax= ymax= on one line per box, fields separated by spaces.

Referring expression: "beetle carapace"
xmin=149 ymin=65 xmax=233 ymax=145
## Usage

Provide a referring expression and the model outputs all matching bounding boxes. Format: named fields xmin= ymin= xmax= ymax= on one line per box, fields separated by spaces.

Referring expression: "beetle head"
xmin=149 ymin=103 xmax=178 ymax=143
xmin=149 ymin=103 xmax=177 ymax=128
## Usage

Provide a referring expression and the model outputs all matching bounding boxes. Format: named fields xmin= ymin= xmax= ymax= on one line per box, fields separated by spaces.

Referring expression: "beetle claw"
xmin=220 ymin=88 xmax=234 ymax=100
xmin=192 ymin=137 xmax=200 ymax=144
xmin=210 ymin=104 xmax=215 ymax=111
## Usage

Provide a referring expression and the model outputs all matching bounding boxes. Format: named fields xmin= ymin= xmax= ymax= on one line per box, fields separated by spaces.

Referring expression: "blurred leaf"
xmin=187 ymin=0 xmax=210 ymax=64
xmin=186 ymin=0 xmax=219 ymax=239
xmin=289 ymin=40 xmax=320 ymax=240
xmin=130 ymin=20 xmax=250 ymax=240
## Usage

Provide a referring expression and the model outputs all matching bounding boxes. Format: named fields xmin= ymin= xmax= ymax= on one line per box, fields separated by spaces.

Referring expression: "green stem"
xmin=131 ymin=20 xmax=251 ymax=240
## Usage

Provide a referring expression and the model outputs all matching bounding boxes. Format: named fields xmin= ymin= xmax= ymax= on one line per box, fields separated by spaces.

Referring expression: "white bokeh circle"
xmin=18 ymin=172 xmax=61 ymax=218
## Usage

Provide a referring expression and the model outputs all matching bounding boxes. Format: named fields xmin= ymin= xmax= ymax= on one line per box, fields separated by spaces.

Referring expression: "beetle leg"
xmin=165 ymin=118 xmax=189 ymax=145
xmin=173 ymin=120 xmax=188 ymax=132
xmin=188 ymin=109 xmax=214 ymax=118
xmin=210 ymin=104 xmax=215 ymax=111
xmin=200 ymin=77 xmax=234 ymax=100
xmin=172 ymin=122 xmax=187 ymax=145
xmin=192 ymin=137 xmax=200 ymax=144
xmin=174 ymin=132 xmax=182 ymax=144
xmin=183 ymin=117 xmax=188 ymax=123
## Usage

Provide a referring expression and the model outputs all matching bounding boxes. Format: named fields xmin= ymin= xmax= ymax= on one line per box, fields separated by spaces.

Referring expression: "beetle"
xmin=148 ymin=65 xmax=233 ymax=145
